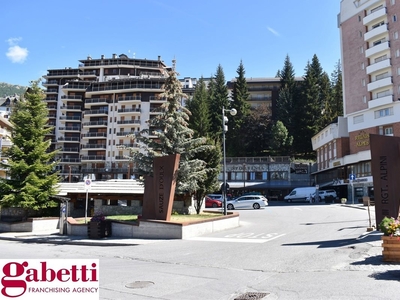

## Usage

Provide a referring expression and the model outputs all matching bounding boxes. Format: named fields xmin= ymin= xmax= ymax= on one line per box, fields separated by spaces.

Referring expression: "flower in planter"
xmin=90 ymin=212 xmax=106 ymax=223
xmin=379 ymin=216 xmax=400 ymax=236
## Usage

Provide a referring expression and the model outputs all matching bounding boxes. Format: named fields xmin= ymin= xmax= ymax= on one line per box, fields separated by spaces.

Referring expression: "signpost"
xmin=349 ymin=174 xmax=355 ymax=204
xmin=85 ymin=179 xmax=91 ymax=223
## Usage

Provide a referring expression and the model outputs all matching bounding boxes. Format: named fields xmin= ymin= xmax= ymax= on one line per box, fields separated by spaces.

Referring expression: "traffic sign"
xmin=349 ymin=174 xmax=356 ymax=180
xmin=85 ymin=179 xmax=92 ymax=190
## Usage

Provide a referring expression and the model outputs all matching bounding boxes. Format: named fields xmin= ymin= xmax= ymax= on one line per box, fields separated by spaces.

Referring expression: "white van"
xmin=284 ymin=187 xmax=317 ymax=203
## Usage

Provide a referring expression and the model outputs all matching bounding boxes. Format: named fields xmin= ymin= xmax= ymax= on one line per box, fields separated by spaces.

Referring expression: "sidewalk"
xmin=0 ymin=230 xmax=165 ymax=246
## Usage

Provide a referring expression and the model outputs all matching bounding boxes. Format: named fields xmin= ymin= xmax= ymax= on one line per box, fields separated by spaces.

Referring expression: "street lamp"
xmin=222 ymin=106 xmax=237 ymax=215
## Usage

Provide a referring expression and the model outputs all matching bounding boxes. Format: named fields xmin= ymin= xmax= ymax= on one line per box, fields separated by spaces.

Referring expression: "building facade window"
xmin=385 ymin=127 xmax=393 ymax=135
xmin=363 ymin=95 xmax=367 ymax=103
xmin=353 ymin=114 xmax=364 ymax=124
xmin=374 ymin=107 xmax=393 ymax=118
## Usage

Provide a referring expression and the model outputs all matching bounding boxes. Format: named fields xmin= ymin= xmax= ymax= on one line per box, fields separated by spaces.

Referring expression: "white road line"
xmin=188 ymin=234 xmax=286 ymax=243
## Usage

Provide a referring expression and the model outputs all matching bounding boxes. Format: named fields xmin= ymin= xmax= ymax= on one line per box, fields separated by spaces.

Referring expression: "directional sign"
xmin=349 ymin=174 xmax=356 ymax=180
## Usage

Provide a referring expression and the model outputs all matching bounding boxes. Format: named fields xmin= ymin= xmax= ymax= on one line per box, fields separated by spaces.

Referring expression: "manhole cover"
xmin=125 ymin=281 xmax=155 ymax=289
xmin=234 ymin=292 xmax=269 ymax=300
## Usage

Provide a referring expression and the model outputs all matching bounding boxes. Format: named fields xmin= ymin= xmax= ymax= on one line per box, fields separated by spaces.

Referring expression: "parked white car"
xmin=227 ymin=195 xmax=268 ymax=210
xmin=308 ymin=190 xmax=338 ymax=202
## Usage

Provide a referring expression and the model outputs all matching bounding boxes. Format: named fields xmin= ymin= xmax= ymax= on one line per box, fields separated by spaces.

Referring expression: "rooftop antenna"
xmin=172 ymin=57 xmax=177 ymax=73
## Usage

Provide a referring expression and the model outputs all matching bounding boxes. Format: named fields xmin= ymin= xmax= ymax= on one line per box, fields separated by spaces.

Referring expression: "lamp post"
xmin=243 ymin=163 xmax=246 ymax=191
xmin=222 ymin=106 xmax=237 ymax=215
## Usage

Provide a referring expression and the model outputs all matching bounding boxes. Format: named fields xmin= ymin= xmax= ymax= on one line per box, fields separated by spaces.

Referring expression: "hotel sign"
xmin=355 ymin=130 xmax=369 ymax=147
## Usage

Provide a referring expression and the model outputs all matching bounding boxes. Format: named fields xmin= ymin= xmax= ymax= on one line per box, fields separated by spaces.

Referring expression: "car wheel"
xmin=253 ymin=203 xmax=260 ymax=209
xmin=227 ymin=203 xmax=234 ymax=210
xmin=212 ymin=203 xmax=218 ymax=208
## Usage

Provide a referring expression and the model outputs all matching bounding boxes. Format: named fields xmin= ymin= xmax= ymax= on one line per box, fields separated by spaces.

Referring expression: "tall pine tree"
xmin=227 ymin=60 xmax=250 ymax=156
xmin=0 ymin=80 xmax=59 ymax=211
xmin=131 ymin=71 xmax=211 ymax=196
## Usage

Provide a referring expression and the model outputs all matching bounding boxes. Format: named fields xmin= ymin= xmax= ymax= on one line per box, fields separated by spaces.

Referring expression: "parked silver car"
xmin=227 ymin=195 xmax=268 ymax=210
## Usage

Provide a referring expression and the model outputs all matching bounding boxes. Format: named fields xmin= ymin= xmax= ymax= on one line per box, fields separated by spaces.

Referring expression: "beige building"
xmin=312 ymin=0 xmax=400 ymax=203
xmin=43 ymin=54 xmax=172 ymax=182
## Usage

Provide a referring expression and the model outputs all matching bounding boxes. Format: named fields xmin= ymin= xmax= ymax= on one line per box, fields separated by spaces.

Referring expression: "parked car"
xmin=308 ymin=190 xmax=338 ymax=203
xmin=227 ymin=195 xmax=268 ymax=210
xmin=207 ymin=194 xmax=223 ymax=201
xmin=205 ymin=197 xmax=222 ymax=208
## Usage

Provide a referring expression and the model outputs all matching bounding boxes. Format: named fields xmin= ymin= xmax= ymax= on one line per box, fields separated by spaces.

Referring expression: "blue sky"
xmin=1 ymin=0 xmax=341 ymax=87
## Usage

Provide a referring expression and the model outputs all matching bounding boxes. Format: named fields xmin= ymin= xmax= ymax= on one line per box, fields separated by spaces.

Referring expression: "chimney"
xmin=112 ymin=53 xmax=117 ymax=59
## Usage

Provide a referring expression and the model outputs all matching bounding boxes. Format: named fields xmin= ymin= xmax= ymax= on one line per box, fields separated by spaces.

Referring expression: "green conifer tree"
xmin=0 ymin=80 xmax=59 ymax=211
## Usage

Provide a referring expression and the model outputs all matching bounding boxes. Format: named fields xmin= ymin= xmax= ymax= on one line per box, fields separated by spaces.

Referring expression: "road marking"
xmin=189 ymin=233 xmax=285 ymax=243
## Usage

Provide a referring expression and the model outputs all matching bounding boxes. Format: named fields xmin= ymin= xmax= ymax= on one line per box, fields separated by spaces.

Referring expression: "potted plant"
xmin=87 ymin=212 xmax=111 ymax=239
xmin=379 ymin=216 xmax=400 ymax=262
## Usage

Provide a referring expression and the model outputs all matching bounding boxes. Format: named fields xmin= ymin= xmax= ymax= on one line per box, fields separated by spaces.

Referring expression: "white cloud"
xmin=267 ymin=26 xmax=280 ymax=37
xmin=5 ymin=37 xmax=28 ymax=63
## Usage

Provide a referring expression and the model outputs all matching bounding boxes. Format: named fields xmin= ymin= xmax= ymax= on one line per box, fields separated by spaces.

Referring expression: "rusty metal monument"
xmin=141 ymin=154 xmax=180 ymax=221
xmin=370 ymin=134 xmax=400 ymax=226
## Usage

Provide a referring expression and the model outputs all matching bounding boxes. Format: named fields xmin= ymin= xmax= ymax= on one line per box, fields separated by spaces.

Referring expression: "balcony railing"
xmin=117 ymin=108 xmax=141 ymax=113
xmin=116 ymin=131 xmax=137 ymax=136
xmin=116 ymin=120 xmax=141 ymax=125
xmin=116 ymin=143 xmax=139 ymax=148
xmin=82 ymin=121 xmax=108 ymax=126
xmin=82 ymin=132 xmax=107 ymax=138
xmin=81 ymin=155 xmax=106 ymax=161
xmin=118 ymin=96 xmax=141 ymax=101
xmin=84 ymin=110 xmax=108 ymax=115
xmin=58 ymin=136 xmax=80 ymax=142
xmin=59 ymin=116 xmax=82 ymax=121
xmin=81 ymin=144 xmax=107 ymax=149
xmin=60 ymin=105 xmax=81 ymax=110
xmin=61 ymin=95 xmax=82 ymax=100
xmin=58 ymin=126 xmax=81 ymax=131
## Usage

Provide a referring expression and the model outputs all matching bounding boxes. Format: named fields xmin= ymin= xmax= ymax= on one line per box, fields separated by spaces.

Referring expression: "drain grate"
xmin=125 ymin=281 xmax=155 ymax=289
xmin=234 ymin=292 xmax=269 ymax=300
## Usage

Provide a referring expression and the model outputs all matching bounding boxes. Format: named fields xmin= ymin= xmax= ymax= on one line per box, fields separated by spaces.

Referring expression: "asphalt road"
xmin=1 ymin=203 xmax=399 ymax=300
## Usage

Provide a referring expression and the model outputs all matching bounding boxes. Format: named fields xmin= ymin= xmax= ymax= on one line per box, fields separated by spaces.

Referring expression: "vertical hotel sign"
xmin=370 ymin=134 xmax=400 ymax=226
xmin=142 ymin=154 xmax=180 ymax=221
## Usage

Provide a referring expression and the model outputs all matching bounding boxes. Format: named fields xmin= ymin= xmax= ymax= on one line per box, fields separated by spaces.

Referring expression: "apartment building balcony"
xmin=86 ymin=81 xmax=164 ymax=95
xmin=81 ymin=155 xmax=106 ymax=162
xmin=58 ymin=136 xmax=80 ymax=142
xmin=59 ymin=115 xmax=82 ymax=122
xmin=45 ymin=88 xmax=58 ymax=94
xmin=367 ymin=76 xmax=392 ymax=92
xmin=365 ymin=41 xmax=390 ymax=58
xmin=0 ymin=139 xmax=12 ymax=147
xmin=60 ymin=105 xmax=82 ymax=112
xmin=116 ymin=120 xmax=141 ymax=125
xmin=47 ymin=105 xmax=57 ymax=111
xmin=81 ymin=132 xmax=107 ymax=139
xmin=84 ymin=109 xmax=108 ymax=117
xmin=60 ymin=158 xmax=81 ymax=163
xmin=45 ymin=129 xmax=55 ymax=135
xmin=117 ymin=108 xmax=141 ymax=114
xmin=364 ymin=23 xmax=388 ymax=42
xmin=84 ymin=98 xmax=111 ymax=107
xmin=58 ymin=147 xmax=79 ymax=153
xmin=116 ymin=143 xmax=139 ymax=148
xmin=58 ymin=126 xmax=81 ymax=132
xmin=115 ymin=155 xmax=129 ymax=160
xmin=118 ymin=96 xmax=141 ymax=103
xmin=48 ymin=114 xmax=57 ymax=119
xmin=61 ymin=83 xmax=90 ymax=92
xmin=42 ymin=80 xmax=58 ymax=86
xmin=363 ymin=5 xmax=386 ymax=26
xmin=81 ymin=144 xmax=107 ymax=150
xmin=61 ymin=95 xmax=82 ymax=102
xmin=116 ymin=131 xmax=137 ymax=137
xmin=368 ymin=94 xmax=393 ymax=109
xmin=45 ymin=96 xmax=57 ymax=103
xmin=149 ymin=96 xmax=166 ymax=103
xmin=82 ymin=121 xmax=108 ymax=127
xmin=366 ymin=58 xmax=391 ymax=75
xmin=45 ymin=69 xmax=79 ymax=78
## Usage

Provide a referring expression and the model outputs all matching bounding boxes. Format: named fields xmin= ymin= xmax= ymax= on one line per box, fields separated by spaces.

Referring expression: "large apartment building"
xmin=312 ymin=0 xmax=400 ymax=203
xmin=43 ymin=54 xmax=172 ymax=182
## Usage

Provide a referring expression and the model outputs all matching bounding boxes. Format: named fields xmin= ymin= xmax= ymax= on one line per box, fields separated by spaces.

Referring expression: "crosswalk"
xmin=189 ymin=233 xmax=285 ymax=243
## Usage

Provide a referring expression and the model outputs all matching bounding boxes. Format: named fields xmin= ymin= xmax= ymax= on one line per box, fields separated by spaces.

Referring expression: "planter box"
xmin=87 ymin=221 xmax=112 ymax=239
xmin=381 ymin=236 xmax=400 ymax=262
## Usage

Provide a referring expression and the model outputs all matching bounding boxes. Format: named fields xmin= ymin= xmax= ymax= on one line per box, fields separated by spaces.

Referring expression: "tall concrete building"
xmin=43 ymin=54 xmax=172 ymax=182
xmin=312 ymin=0 xmax=400 ymax=203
